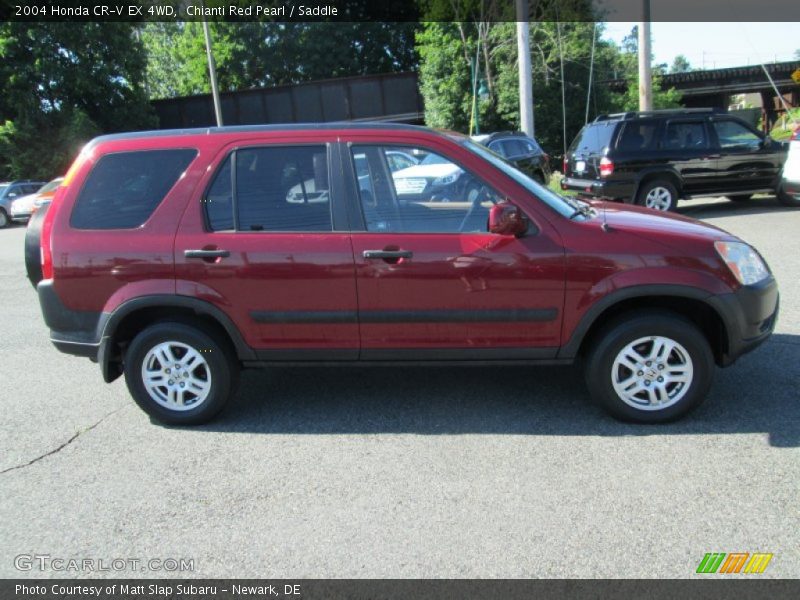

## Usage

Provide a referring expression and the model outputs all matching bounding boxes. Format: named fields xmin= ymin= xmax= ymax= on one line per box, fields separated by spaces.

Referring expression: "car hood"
xmin=10 ymin=193 xmax=38 ymax=212
xmin=393 ymin=163 xmax=462 ymax=179
xmin=589 ymin=201 xmax=736 ymax=244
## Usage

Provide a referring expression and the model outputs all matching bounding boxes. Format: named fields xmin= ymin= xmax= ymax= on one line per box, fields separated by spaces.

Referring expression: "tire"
xmin=727 ymin=194 xmax=752 ymax=202
xmin=584 ymin=311 xmax=714 ymax=423
xmin=124 ymin=321 xmax=239 ymax=425
xmin=0 ymin=208 xmax=8 ymax=228
xmin=777 ymin=182 xmax=800 ymax=208
xmin=635 ymin=179 xmax=678 ymax=212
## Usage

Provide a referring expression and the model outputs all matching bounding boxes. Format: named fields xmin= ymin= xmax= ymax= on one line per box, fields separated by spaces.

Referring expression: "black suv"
xmin=561 ymin=109 xmax=789 ymax=211
xmin=473 ymin=131 xmax=551 ymax=185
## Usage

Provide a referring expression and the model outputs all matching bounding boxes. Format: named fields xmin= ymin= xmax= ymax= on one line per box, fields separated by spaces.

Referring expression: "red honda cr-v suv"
xmin=27 ymin=124 xmax=779 ymax=425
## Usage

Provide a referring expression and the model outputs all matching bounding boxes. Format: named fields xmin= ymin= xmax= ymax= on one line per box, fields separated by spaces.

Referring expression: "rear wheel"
xmin=635 ymin=179 xmax=678 ymax=212
xmin=727 ymin=194 xmax=752 ymax=202
xmin=584 ymin=311 xmax=714 ymax=423
xmin=777 ymin=182 xmax=800 ymax=207
xmin=124 ymin=322 xmax=238 ymax=425
xmin=0 ymin=208 xmax=8 ymax=228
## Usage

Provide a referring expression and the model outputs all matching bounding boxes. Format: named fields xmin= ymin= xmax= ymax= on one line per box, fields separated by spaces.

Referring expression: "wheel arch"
xmin=633 ymin=168 xmax=683 ymax=202
xmin=560 ymin=285 xmax=730 ymax=367
xmin=98 ymin=295 xmax=255 ymax=383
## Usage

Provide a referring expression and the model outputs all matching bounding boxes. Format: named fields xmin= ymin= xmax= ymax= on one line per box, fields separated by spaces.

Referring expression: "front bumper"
xmin=11 ymin=211 xmax=31 ymax=222
xmin=707 ymin=276 xmax=779 ymax=366
xmin=561 ymin=177 xmax=635 ymax=201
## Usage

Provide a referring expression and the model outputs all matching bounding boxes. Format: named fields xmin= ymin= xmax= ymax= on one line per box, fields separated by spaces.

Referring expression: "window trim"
xmin=69 ymin=147 xmax=198 ymax=231
xmin=201 ymin=142 xmax=338 ymax=235
xmin=344 ymin=141 xmax=530 ymax=236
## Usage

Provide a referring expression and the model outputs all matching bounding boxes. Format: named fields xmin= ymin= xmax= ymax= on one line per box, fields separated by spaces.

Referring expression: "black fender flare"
xmin=557 ymin=284 xmax=729 ymax=359
xmin=98 ymin=295 xmax=256 ymax=382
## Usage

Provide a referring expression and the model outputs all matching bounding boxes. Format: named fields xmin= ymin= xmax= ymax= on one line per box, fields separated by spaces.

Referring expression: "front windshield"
xmin=460 ymin=139 xmax=581 ymax=218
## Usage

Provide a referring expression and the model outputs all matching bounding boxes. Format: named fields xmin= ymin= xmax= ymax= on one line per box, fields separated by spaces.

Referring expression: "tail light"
xmin=562 ymin=156 xmax=568 ymax=174
xmin=40 ymin=189 xmax=64 ymax=280
xmin=41 ymin=151 xmax=87 ymax=280
xmin=599 ymin=156 xmax=614 ymax=178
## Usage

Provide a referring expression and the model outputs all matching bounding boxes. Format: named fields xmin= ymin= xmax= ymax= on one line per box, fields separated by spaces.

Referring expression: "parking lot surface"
xmin=1 ymin=196 xmax=798 ymax=578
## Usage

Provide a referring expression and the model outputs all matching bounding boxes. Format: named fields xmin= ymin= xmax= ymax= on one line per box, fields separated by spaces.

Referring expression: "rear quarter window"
xmin=70 ymin=149 xmax=197 ymax=230
xmin=569 ymin=122 xmax=617 ymax=154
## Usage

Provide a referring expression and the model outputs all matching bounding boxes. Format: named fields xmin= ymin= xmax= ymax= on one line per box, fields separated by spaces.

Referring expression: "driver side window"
xmin=350 ymin=145 xmax=502 ymax=234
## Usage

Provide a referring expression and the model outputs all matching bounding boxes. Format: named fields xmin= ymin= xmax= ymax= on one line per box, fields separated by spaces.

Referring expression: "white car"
xmin=391 ymin=152 xmax=466 ymax=200
xmin=778 ymin=127 xmax=799 ymax=207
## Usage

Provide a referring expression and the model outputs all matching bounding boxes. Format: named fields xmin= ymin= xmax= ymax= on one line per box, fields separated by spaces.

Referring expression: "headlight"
xmin=714 ymin=241 xmax=770 ymax=285
xmin=432 ymin=171 xmax=462 ymax=186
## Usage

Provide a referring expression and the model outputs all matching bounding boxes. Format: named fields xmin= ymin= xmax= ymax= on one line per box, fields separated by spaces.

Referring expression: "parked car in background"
xmin=561 ymin=109 xmax=789 ymax=211
xmin=0 ymin=180 xmax=45 ymax=227
xmin=10 ymin=177 xmax=63 ymax=223
xmin=473 ymin=131 xmax=551 ymax=185
xmin=27 ymin=124 xmax=778 ymax=426
xmin=777 ymin=127 xmax=800 ymax=207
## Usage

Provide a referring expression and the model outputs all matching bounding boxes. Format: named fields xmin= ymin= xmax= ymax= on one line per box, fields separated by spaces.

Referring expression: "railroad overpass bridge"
xmin=152 ymin=62 xmax=799 ymax=131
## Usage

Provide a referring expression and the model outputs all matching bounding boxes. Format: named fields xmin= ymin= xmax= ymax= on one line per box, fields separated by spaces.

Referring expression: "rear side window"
xmin=663 ymin=121 xmax=708 ymax=150
xmin=70 ymin=149 xmax=196 ymax=229
xmin=205 ymin=145 xmax=332 ymax=232
xmin=569 ymin=122 xmax=617 ymax=154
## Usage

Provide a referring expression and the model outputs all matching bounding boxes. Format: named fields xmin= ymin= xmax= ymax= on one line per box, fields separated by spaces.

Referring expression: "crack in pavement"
xmin=1 ymin=403 xmax=131 ymax=475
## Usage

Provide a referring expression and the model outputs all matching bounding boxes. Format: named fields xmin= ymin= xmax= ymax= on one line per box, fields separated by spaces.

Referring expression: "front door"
xmin=709 ymin=117 xmax=781 ymax=192
xmin=343 ymin=142 xmax=565 ymax=360
xmin=660 ymin=119 xmax=719 ymax=196
xmin=174 ymin=140 xmax=359 ymax=360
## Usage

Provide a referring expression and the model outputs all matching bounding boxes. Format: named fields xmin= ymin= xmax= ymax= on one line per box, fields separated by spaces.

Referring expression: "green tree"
xmin=141 ymin=22 xmax=419 ymax=99
xmin=0 ymin=23 xmax=155 ymax=179
xmin=669 ymin=55 xmax=692 ymax=73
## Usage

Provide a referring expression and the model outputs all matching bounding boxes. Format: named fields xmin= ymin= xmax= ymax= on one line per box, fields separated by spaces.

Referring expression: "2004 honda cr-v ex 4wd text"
xmin=27 ymin=124 xmax=779 ymax=425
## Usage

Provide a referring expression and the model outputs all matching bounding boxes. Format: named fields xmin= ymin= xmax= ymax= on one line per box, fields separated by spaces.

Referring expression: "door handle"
xmin=184 ymin=249 xmax=230 ymax=259
xmin=363 ymin=250 xmax=413 ymax=260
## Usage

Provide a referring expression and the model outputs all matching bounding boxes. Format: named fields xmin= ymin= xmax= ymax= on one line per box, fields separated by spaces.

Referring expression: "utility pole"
xmin=638 ymin=0 xmax=652 ymax=111
xmin=201 ymin=4 xmax=223 ymax=127
xmin=516 ymin=0 xmax=534 ymax=137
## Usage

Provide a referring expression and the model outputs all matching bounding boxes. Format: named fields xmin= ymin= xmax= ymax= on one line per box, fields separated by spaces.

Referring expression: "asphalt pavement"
xmin=1 ymin=195 xmax=798 ymax=578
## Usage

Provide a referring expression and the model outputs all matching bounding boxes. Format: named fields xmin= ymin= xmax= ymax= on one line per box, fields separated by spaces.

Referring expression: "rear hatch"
xmin=565 ymin=120 xmax=619 ymax=179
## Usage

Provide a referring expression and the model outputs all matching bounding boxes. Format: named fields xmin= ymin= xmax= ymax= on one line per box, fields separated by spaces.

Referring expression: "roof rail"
xmin=594 ymin=108 xmax=727 ymax=122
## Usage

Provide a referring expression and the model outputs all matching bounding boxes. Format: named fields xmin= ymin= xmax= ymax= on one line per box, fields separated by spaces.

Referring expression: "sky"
xmin=602 ymin=22 xmax=799 ymax=70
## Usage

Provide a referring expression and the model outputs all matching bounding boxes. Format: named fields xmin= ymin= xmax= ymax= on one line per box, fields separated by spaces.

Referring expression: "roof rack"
xmin=594 ymin=108 xmax=727 ymax=122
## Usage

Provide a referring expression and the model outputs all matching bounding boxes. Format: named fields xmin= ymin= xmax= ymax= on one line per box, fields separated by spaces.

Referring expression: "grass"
xmin=770 ymin=108 xmax=800 ymax=141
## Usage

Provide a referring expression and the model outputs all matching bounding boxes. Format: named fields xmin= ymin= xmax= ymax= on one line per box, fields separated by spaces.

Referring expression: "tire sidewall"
xmin=777 ymin=182 xmax=800 ymax=207
xmin=0 ymin=208 xmax=8 ymax=228
xmin=586 ymin=313 xmax=714 ymax=423
xmin=636 ymin=179 xmax=678 ymax=212
xmin=124 ymin=322 xmax=234 ymax=425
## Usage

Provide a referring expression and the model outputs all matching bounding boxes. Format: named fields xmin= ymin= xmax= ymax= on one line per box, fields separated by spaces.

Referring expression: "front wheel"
xmin=584 ymin=311 xmax=714 ymax=423
xmin=0 ymin=209 xmax=9 ymax=228
xmin=635 ymin=180 xmax=678 ymax=212
xmin=124 ymin=322 xmax=238 ymax=425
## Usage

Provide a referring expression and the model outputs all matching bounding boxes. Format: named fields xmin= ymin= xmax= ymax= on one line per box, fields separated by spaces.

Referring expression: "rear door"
xmin=709 ymin=117 xmax=781 ymax=192
xmin=659 ymin=119 xmax=718 ymax=196
xmin=342 ymin=138 xmax=565 ymax=359
xmin=174 ymin=138 xmax=359 ymax=360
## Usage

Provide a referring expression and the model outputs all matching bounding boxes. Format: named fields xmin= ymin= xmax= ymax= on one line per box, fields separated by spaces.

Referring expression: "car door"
xmin=659 ymin=119 xmax=718 ymax=196
xmin=174 ymin=139 xmax=360 ymax=360
xmin=709 ymin=117 xmax=781 ymax=192
xmin=342 ymin=139 xmax=565 ymax=360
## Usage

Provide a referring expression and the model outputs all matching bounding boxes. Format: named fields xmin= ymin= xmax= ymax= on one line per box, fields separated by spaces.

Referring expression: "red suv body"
xmin=30 ymin=124 xmax=779 ymax=425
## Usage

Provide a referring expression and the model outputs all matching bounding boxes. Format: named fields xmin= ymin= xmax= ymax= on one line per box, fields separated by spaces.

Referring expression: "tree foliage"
xmin=141 ymin=22 xmax=420 ymax=99
xmin=417 ymin=19 xmax=684 ymax=158
xmin=0 ymin=23 xmax=155 ymax=179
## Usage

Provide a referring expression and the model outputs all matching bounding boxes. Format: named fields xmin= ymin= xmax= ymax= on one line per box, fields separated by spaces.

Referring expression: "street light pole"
xmin=201 ymin=4 xmax=223 ymax=127
xmin=516 ymin=0 xmax=534 ymax=138
xmin=638 ymin=0 xmax=652 ymax=111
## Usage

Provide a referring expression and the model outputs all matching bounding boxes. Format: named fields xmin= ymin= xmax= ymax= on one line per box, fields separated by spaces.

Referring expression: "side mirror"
xmin=489 ymin=202 xmax=528 ymax=237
